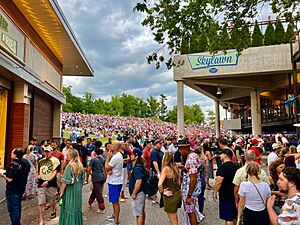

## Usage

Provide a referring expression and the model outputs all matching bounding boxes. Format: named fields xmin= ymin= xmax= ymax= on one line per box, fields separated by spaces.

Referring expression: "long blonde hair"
xmin=68 ymin=149 xmax=84 ymax=174
xmin=162 ymin=152 xmax=179 ymax=184
xmin=26 ymin=145 xmax=34 ymax=155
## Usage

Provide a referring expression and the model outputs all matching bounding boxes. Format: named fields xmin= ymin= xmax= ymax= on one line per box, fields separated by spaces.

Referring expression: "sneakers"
xmin=106 ymin=215 xmax=114 ymax=221
xmin=97 ymin=209 xmax=106 ymax=214
xmin=119 ymin=198 xmax=125 ymax=202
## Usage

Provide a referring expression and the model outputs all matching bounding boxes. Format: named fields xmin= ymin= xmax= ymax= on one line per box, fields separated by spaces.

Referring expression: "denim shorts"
xmin=127 ymin=164 xmax=132 ymax=171
xmin=108 ymin=184 xmax=122 ymax=203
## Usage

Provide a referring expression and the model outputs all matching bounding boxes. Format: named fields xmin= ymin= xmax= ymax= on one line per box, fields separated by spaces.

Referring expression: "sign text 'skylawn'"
xmin=188 ymin=51 xmax=238 ymax=70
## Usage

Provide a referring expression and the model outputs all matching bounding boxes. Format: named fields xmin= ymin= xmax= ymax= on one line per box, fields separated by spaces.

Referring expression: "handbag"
xmin=238 ymin=210 xmax=244 ymax=225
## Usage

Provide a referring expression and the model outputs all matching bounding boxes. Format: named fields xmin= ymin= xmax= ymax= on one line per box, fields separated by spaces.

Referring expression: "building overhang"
xmin=174 ymin=44 xmax=300 ymax=105
xmin=0 ymin=51 xmax=66 ymax=104
xmin=12 ymin=0 xmax=94 ymax=77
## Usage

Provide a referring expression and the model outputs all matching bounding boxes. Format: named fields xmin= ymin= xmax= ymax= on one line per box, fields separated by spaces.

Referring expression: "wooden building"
xmin=0 ymin=0 xmax=93 ymax=168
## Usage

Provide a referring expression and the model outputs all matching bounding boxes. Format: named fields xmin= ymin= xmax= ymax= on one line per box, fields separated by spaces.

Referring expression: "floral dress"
xmin=182 ymin=152 xmax=202 ymax=213
xmin=23 ymin=153 xmax=38 ymax=197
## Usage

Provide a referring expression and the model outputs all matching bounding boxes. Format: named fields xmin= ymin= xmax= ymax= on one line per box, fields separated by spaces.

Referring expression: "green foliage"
xmin=166 ymin=104 xmax=204 ymax=124
xmin=190 ymin=30 xmax=208 ymax=53
xmin=135 ymin=0 xmax=298 ymax=69
xmin=241 ymin=24 xmax=251 ymax=48
xmin=219 ymin=28 xmax=230 ymax=51
xmin=158 ymin=94 xmax=168 ymax=120
xmin=285 ymin=23 xmax=295 ymax=43
xmin=63 ymin=86 xmax=204 ymax=123
xmin=264 ymin=21 xmax=275 ymax=46
xmin=147 ymin=95 xmax=160 ymax=117
xmin=274 ymin=19 xmax=285 ymax=44
xmin=180 ymin=34 xmax=190 ymax=54
xmin=252 ymin=21 xmax=263 ymax=47
xmin=206 ymin=110 xmax=216 ymax=127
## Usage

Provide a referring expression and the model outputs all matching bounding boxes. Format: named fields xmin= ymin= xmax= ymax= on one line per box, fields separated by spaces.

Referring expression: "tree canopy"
xmin=134 ymin=0 xmax=299 ymax=69
xmin=62 ymin=86 xmax=205 ymax=124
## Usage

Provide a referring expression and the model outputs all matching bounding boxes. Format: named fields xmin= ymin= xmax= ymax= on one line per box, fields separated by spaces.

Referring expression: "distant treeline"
xmin=62 ymin=86 xmax=205 ymax=124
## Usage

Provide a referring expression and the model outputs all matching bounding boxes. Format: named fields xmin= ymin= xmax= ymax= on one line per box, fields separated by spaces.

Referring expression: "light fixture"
xmin=217 ymin=86 xmax=222 ymax=95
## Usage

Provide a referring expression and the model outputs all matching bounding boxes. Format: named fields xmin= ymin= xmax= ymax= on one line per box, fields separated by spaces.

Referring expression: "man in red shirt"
xmin=51 ymin=141 xmax=64 ymax=166
xmin=249 ymin=139 xmax=262 ymax=165
xmin=142 ymin=140 xmax=152 ymax=169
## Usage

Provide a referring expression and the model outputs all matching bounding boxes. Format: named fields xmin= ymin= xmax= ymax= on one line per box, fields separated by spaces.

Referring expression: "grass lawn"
xmin=63 ymin=130 xmax=116 ymax=144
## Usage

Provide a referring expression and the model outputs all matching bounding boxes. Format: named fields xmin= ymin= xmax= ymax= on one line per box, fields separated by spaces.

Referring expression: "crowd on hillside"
xmin=0 ymin=113 xmax=300 ymax=225
xmin=62 ymin=112 xmax=218 ymax=139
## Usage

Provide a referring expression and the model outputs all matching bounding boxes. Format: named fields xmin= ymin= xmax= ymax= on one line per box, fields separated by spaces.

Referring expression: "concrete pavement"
xmin=0 ymin=181 xmax=223 ymax=225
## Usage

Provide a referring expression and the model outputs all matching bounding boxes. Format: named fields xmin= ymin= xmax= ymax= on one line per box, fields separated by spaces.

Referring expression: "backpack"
xmin=142 ymin=168 xmax=159 ymax=196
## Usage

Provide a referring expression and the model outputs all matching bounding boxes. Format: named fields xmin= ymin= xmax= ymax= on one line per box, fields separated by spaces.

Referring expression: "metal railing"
xmin=240 ymin=102 xmax=300 ymax=127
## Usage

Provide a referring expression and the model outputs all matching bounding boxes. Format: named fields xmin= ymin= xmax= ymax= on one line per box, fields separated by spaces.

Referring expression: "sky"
xmin=57 ymin=0 xmax=216 ymax=115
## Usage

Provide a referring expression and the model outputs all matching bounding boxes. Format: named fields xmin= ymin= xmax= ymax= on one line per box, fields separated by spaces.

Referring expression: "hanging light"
xmin=217 ymin=86 xmax=222 ymax=95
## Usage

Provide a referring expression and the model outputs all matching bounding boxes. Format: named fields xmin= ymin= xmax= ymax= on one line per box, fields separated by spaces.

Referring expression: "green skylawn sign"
xmin=187 ymin=51 xmax=239 ymax=70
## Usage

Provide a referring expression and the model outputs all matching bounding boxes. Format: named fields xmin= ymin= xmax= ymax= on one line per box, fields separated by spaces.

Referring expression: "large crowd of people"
xmin=0 ymin=113 xmax=300 ymax=225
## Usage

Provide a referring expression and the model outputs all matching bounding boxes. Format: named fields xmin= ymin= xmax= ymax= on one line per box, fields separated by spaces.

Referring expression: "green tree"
xmin=82 ymin=92 xmax=95 ymax=114
xmin=190 ymin=30 xmax=208 ymax=53
xmin=166 ymin=106 xmax=177 ymax=123
xmin=62 ymin=86 xmax=84 ymax=112
xmin=252 ymin=21 xmax=263 ymax=47
xmin=158 ymin=94 xmax=168 ymax=120
xmin=134 ymin=0 xmax=298 ymax=69
xmin=180 ymin=33 xmax=189 ymax=54
xmin=241 ymin=23 xmax=251 ymax=48
xmin=206 ymin=109 xmax=216 ymax=127
xmin=147 ymin=96 xmax=160 ymax=117
xmin=110 ymin=95 xmax=124 ymax=115
xmin=219 ymin=27 xmax=230 ymax=51
xmin=264 ymin=20 xmax=275 ymax=46
xmin=285 ymin=23 xmax=295 ymax=43
xmin=274 ymin=19 xmax=285 ymax=44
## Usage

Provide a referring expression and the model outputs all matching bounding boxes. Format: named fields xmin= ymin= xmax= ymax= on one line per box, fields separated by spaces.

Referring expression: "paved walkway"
xmin=0 ymin=181 xmax=223 ymax=225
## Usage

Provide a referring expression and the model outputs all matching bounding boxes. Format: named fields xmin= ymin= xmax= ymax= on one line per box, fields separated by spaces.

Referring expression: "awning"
xmin=12 ymin=0 xmax=94 ymax=77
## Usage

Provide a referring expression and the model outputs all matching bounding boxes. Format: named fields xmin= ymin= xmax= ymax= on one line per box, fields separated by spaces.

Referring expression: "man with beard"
xmin=267 ymin=167 xmax=300 ymax=225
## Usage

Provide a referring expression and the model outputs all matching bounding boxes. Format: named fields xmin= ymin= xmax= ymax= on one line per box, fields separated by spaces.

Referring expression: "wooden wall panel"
xmin=31 ymin=94 xmax=53 ymax=141
xmin=6 ymin=103 xmax=30 ymax=158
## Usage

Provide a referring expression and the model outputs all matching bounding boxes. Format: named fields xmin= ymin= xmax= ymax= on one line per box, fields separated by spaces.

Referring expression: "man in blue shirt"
xmin=150 ymin=139 xmax=164 ymax=205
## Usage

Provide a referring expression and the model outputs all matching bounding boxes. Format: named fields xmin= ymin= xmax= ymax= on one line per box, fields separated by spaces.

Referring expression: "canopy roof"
xmin=12 ymin=0 xmax=93 ymax=76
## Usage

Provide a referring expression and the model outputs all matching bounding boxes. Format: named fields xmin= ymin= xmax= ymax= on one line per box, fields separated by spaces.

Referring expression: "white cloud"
xmin=58 ymin=0 xmax=216 ymax=115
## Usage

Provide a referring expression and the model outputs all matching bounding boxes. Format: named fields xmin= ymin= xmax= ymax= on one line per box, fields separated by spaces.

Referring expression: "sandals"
xmin=50 ymin=211 xmax=56 ymax=219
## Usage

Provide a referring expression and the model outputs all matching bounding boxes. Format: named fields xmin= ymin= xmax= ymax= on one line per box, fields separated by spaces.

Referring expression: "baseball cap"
xmin=251 ymin=139 xmax=259 ymax=145
xmin=221 ymin=149 xmax=233 ymax=159
xmin=44 ymin=146 xmax=53 ymax=152
xmin=133 ymin=148 xmax=143 ymax=157
xmin=272 ymin=143 xmax=280 ymax=150
xmin=236 ymin=138 xmax=243 ymax=144
xmin=154 ymin=139 xmax=163 ymax=145
xmin=177 ymin=139 xmax=190 ymax=148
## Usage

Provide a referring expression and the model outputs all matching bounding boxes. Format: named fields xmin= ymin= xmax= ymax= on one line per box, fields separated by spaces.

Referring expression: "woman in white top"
xmin=237 ymin=162 xmax=271 ymax=225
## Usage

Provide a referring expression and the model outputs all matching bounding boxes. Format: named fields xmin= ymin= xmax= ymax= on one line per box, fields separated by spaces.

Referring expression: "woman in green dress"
xmin=158 ymin=152 xmax=182 ymax=225
xmin=59 ymin=149 xmax=85 ymax=225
